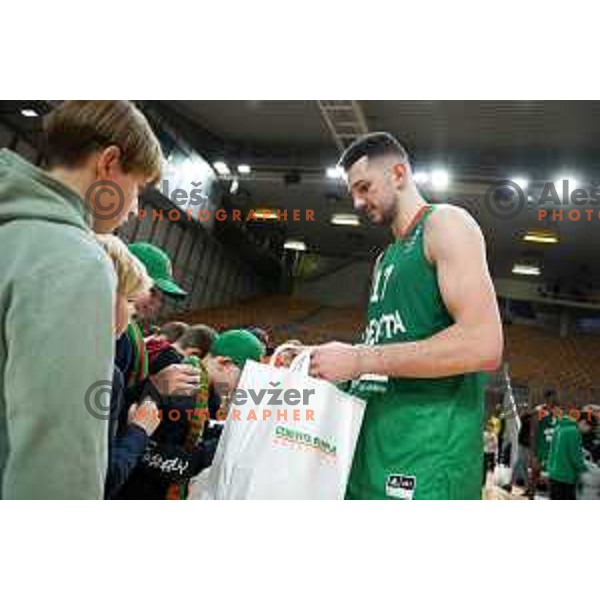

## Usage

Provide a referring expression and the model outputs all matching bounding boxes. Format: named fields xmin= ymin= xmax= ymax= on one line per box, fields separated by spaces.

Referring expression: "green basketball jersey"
xmin=346 ymin=205 xmax=487 ymax=500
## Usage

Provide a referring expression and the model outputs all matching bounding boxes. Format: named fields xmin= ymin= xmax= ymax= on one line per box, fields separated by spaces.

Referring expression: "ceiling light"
xmin=431 ymin=169 xmax=450 ymax=191
xmin=237 ymin=164 xmax=251 ymax=174
xmin=229 ymin=177 xmax=239 ymax=194
xmin=284 ymin=240 xmax=307 ymax=252
xmin=254 ymin=208 xmax=279 ymax=220
xmin=20 ymin=108 xmax=38 ymax=118
xmin=511 ymin=176 xmax=529 ymax=190
xmin=213 ymin=161 xmax=230 ymax=176
xmin=331 ymin=213 xmax=360 ymax=226
xmin=523 ymin=231 xmax=559 ymax=244
xmin=512 ymin=264 xmax=541 ymax=276
xmin=326 ymin=166 xmax=344 ymax=180
xmin=554 ymin=175 xmax=578 ymax=191
xmin=413 ymin=171 xmax=430 ymax=185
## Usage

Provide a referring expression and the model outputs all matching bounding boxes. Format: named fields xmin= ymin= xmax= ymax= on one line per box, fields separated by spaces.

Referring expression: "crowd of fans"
xmin=78 ymin=233 xmax=309 ymax=499
xmin=100 ymin=237 xmax=274 ymax=499
xmin=482 ymin=389 xmax=600 ymax=499
xmin=0 ymin=99 xmax=307 ymax=499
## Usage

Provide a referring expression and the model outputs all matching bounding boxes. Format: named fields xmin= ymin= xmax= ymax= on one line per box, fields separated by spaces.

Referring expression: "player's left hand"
xmin=309 ymin=342 xmax=362 ymax=382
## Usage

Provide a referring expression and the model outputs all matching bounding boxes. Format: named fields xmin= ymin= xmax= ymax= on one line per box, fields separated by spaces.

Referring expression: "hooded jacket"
xmin=0 ymin=149 xmax=115 ymax=498
xmin=547 ymin=417 xmax=587 ymax=485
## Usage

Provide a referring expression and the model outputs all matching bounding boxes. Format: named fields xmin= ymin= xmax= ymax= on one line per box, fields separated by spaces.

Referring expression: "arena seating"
xmin=173 ymin=296 xmax=321 ymax=341
xmin=504 ymin=323 xmax=600 ymax=396
xmin=173 ymin=299 xmax=600 ymax=395
xmin=171 ymin=297 xmax=364 ymax=345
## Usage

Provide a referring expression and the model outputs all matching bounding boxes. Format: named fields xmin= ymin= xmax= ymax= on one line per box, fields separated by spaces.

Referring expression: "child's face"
xmin=205 ymin=355 xmax=241 ymax=398
xmin=183 ymin=346 xmax=202 ymax=359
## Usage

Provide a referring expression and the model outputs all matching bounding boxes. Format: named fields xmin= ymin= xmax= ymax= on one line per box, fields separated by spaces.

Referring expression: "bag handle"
xmin=269 ymin=343 xmax=304 ymax=366
xmin=288 ymin=348 xmax=314 ymax=377
xmin=269 ymin=343 xmax=314 ymax=377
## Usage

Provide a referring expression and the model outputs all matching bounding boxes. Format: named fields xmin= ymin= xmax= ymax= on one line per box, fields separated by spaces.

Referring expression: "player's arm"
xmin=311 ymin=206 xmax=503 ymax=381
xmin=360 ymin=206 xmax=502 ymax=377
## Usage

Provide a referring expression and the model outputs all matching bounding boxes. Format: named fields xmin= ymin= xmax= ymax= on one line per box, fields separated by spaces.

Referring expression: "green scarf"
xmin=126 ymin=321 xmax=149 ymax=387
xmin=166 ymin=357 xmax=210 ymax=500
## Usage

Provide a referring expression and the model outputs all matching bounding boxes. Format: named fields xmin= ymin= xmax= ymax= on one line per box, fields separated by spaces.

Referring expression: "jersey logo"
xmin=386 ymin=474 xmax=416 ymax=500
xmin=364 ymin=310 xmax=407 ymax=345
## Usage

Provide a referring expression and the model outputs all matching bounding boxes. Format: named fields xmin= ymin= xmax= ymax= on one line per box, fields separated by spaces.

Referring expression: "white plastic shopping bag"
xmin=493 ymin=464 xmax=512 ymax=488
xmin=202 ymin=346 xmax=366 ymax=499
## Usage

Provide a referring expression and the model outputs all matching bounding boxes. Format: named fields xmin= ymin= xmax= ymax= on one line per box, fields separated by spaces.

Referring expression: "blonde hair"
xmin=43 ymin=100 xmax=163 ymax=184
xmin=96 ymin=234 xmax=152 ymax=297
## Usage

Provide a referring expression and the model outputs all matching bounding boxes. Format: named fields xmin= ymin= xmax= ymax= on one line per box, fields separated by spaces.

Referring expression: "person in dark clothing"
xmin=97 ymin=234 xmax=162 ymax=499
xmin=549 ymin=480 xmax=577 ymax=500
xmin=497 ymin=414 xmax=507 ymax=465
xmin=146 ymin=321 xmax=189 ymax=365
xmin=150 ymin=324 xmax=221 ymax=420
xmin=117 ymin=329 xmax=265 ymax=499
xmin=532 ymin=389 xmax=559 ymax=495
xmin=105 ymin=366 xmax=158 ymax=498
xmin=119 ymin=242 xmax=199 ymax=422
xmin=149 ymin=324 xmax=217 ymax=373
xmin=482 ymin=421 xmax=498 ymax=486
xmin=128 ymin=324 xmax=219 ymax=499
xmin=581 ymin=411 xmax=600 ymax=463
xmin=511 ymin=410 xmax=533 ymax=494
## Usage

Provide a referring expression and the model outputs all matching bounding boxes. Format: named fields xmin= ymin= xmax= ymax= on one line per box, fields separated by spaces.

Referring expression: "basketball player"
xmin=309 ymin=132 xmax=503 ymax=500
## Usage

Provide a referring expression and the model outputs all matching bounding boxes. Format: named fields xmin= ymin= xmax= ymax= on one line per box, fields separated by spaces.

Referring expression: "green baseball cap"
xmin=210 ymin=329 xmax=266 ymax=369
xmin=128 ymin=242 xmax=187 ymax=298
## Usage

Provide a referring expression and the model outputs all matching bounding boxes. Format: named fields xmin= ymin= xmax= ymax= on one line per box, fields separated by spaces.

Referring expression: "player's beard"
xmin=372 ymin=193 xmax=398 ymax=226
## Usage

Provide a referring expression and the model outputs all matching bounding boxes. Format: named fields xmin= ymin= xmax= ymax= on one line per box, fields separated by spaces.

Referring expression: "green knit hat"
xmin=128 ymin=242 xmax=187 ymax=298
xmin=210 ymin=329 xmax=265 ymax=368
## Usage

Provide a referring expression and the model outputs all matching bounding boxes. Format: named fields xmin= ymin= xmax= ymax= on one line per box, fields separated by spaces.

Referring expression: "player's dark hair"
xmin=338 ymin=132 xmax=409 ymax=171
